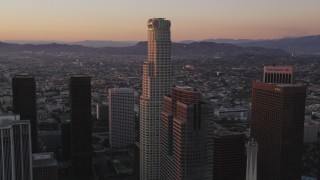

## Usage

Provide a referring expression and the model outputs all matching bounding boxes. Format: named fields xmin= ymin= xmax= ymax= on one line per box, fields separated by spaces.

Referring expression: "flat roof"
xmin=13 ymin=74 xmax=33 ymax=78
xmin=109 ymin=88 xmax=134 ymax=92
xmin=214 ymin=131 xmax=244 ymax=137
xmin=70 ymin=74 xmax=90 ymax=77
xmin=32 ymin=152 xmax=58 ymax=168
xmin=175 ymin=85 xmax=194 ymax=91
xmin=0 ymin=115 xmax=30 ymax=129
xmin=275 ymin=83 xmax=305 ymax=88
xmin=0 ymin=115 xmax=20 ymax=121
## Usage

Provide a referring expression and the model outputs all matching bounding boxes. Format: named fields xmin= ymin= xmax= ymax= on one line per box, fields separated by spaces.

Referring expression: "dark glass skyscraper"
xmin=160 ymin=86 xmax=213 ymax=180
xmin=70 ymin=75 xmax=92 ymax=180
xmin=12 ymin=75 xmax=38 ymax=153
xmin=213 ymin=132 xmax=246 ymax=180
xmin=251 ymin=82 xmax=306 ymax=180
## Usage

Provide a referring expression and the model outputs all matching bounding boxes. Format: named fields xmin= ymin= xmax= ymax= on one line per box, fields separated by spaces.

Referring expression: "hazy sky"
xmin=1 ymin=0 xmax=319 ymax=41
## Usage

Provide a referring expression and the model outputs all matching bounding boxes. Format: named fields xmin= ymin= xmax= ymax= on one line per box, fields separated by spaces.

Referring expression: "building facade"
xmin=96 ymin=103 xmax=108 ymax=121
xmin=251 ymin=82 xmax=306 ymax=180
xmin=109 ymin=88 xmax=135 ymax=148
xmin=263 ymin=65 xmax=293 ymax=84
xmin=32 ymin=152 xmax=58 ymax=180
xmin=61 ymin=120 xmax=71 ymax=160
xmin=246 ymin=138 xmax=258 ymax=180
xmin=213 ymin=132 xmax=246 ymax=180
xmin=0 ymin=115 xmax=33 ymax=180
xmin=38 ymin=130 xmax=62 ymax=152
xmin=12 ymin=75 xmax=38 ymax=153
xmin=70 ymin=75 xmax=92 ymax=180
xmin=160 ymin=86 xmax=213 ymax=180
xmin=140 ymin=18 xmax=174 ymax=179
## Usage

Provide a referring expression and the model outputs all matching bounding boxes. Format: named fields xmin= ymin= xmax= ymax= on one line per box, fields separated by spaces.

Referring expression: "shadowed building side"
xmin=70 ymin=75 xmax=93 ymax=180
xmin=12 ymin=75 xmax=38 ymax=153
xmin=213 ymin=132 xmax=246 ymax=180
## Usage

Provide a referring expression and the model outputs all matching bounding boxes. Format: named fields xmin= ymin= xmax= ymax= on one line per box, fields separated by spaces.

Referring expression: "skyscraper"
xmin=263 ymin=65 xmax=293 ymax=84
xmin=246 ymin=139 xmax=258 ymax=180
xmin=109 ymin=88 xmax=135 ymax=148
xmin=0 ymin=115 xmax=33 ymax=180
xmin=140 ymin=18 xmax=174 ymax=179
xmin=70 ymin=75 xmax=92 ymax=180
xmin=160 ymin=86 xmax=213 ymax=180
xmin=251 ymin=82 xmax=306 ymax=180
xmin=213 ymin=132 xmax=246 ymax=180
xmin=12 ymin=75 xmax=38 ymax=153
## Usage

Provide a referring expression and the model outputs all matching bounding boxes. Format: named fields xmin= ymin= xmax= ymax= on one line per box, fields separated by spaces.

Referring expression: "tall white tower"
xmin=140 ymin=18 xmax=174 ymax=179
xmin=246 ymin=139 xmax=258 ymax=180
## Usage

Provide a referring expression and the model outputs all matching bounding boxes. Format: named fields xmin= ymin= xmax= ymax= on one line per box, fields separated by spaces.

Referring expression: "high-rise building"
xmin=32 ymin=152 xmax=58 ymax=180
xmin=0 ymin=115 xmax=33 ymax=180
xmin=12 ymin=75 xmax=38 ymax=153
xmin=263 ymin=65 xmax=293 ymax=84
xmin=160 ymin=86 xmax=213 ymax=180
xmin=109 ymin=88 xmax=135 ymax=148
xmin=213 ymin=132 xmax=246 ymax=180
xmin=251 ymin=82 xmax=306 ymax=180
xmin=96 ymin=103 xmax=108 ymax=121
xmin=246 ymin=138 xmax=258 ymax=180
xmin=70 ymin=75 xmax=92 ymax=180
xmin=140 ymin=18 xmax=174 ymax=179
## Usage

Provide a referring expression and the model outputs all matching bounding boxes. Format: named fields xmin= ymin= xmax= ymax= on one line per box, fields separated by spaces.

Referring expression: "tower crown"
xmin=148 ymin=18 xmax=171 ymax=30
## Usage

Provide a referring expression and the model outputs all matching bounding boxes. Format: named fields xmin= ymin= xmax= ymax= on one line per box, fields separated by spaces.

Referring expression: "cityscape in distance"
xmin=1 ymin=1 xmax=320 ymax=180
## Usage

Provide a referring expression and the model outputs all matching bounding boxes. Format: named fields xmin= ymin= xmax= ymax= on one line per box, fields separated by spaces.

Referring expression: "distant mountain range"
xmin=236 ymin=35 xmax=320 ymax=54
xmin=3 ymin=35 xmax=320 ymax=54
xmin=0 ymin=41 xmax=288 ymax=57
xmin=197 ymin=35 xmax=320 ymax=54
xmin=3 ymin=40 xmax=138 ymax=48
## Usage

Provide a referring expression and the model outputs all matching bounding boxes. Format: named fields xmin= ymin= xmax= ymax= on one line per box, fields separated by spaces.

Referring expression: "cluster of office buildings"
xmin=138 ymin=18 xmax=310 ymax=180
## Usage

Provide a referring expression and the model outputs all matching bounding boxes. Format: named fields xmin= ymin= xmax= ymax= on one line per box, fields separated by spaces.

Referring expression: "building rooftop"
xmin=13 ymin=74 xmax=34 ymax=78
xmin=214 ymin=131 xmax=244 ymax=138
xmin=253 ymin=81 xmax=307 ymax=90
xmin=176 ymin=85 xmax=194 ymax=91
xmin=32 ymin=152 xmax=58 ymax=168
xmin=109 ymin=88 xmax=134 ymax=93
xmin=275 ymin=83 xmax=305 ymax=88
xmin=0 ymin=115 xmax=30 ymax=129
xmin=70 ymin=74 xmax=90 ymax=78
xmin=0 ymin=114 xmax=20 ymax=121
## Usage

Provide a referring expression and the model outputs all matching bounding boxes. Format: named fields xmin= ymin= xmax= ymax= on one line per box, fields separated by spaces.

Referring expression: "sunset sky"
xmin=1 ymin=0 xmax=319 ymax=41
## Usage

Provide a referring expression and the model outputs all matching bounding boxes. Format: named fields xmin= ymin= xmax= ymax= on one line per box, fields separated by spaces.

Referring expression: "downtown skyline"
xmin=1 ymin=0 xmax=320 ymax=41
xmin=0 ymin=13 xmax=319 ymax=179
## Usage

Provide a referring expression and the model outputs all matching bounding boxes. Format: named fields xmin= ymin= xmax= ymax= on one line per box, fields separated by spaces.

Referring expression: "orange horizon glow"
xmin=1 ymin=0 xmax=320 ymax=41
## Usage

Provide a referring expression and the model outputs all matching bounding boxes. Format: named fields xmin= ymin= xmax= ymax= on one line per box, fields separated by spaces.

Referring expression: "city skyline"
xmin=1 ymin=0 xmax=320 ymax=41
